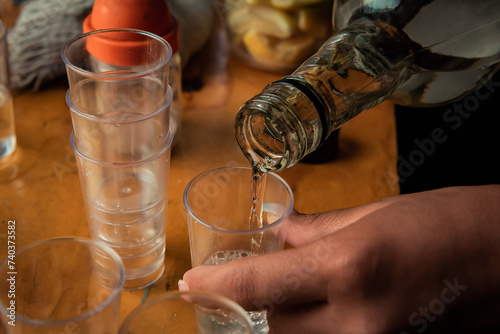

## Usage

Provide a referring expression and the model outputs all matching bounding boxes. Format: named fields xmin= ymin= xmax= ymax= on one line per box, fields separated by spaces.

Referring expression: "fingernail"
xmin=178 ymin=279 xmax=189 ymax=291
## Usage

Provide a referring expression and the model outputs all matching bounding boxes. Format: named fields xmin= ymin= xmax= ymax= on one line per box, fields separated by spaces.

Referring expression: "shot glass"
xmin=119 ymin=290 xmax=255 ymax=333
xmin=61 ymin=28 xmax=172 ymax=163
xmin=0 ymin=19 xmax=15 ymax=159
xmin=66 ymin=86 xmax=172 ymax=163
xmin=183 ymin=166 xmax=294 ymax=334
xmin=71 ymin=131 xmax=173 ymax=290
xmin=0 ymin=237 xmax=124 ymax=334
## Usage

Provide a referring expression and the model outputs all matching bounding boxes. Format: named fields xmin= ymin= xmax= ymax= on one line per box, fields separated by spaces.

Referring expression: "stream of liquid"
xmin=248 ymin=167 xmax=267 ymax=254
xmin=249 ymin=167 xmax=266 ymax=227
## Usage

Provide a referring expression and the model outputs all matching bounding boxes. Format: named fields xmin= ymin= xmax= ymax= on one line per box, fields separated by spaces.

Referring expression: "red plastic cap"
xmin=83 ymin=0 xmax=180 ymax=65
xmin=89 ymin=0 xmax=172 ymax=34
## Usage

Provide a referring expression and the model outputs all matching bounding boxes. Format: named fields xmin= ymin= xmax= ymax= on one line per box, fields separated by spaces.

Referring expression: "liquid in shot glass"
xmin=184 ymin=166 xmax=294 ymax=334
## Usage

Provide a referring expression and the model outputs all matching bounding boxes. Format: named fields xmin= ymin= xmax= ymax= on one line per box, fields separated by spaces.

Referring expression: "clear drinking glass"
xmin=119 ymin=290 xmax=255 ymax=333
xmin=0 ymin=237 xmax=124 ymax=334
xmin=65 ymin=86 xmax=172 ymax=163
xmin=61 ymin=28 xmax=172 ymax=163
xmin=184 ymin=166 xmax=294 ymax=334
xmin=0 ymin=19 xmax=15 ymax=159
xmin=71 ymin=131 xmax=173 ymax=290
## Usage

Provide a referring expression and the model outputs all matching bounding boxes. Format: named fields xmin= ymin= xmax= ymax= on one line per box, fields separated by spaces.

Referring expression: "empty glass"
xmin=119 ymin=290 xmax=255 ymax=333
xmin=0 ymin=237 xmax=124 ymax=333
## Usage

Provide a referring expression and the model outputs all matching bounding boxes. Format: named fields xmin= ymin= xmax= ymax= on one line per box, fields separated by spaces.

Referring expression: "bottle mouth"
xmin=234 ymin=98 xmax=298 ymax=173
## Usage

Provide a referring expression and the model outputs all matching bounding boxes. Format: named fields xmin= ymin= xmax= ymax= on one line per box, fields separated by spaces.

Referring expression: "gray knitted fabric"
xmin=8 ymin=0 xmax=94 ymax=90
xmin=8 ymin=0 xmax=215 ymax=91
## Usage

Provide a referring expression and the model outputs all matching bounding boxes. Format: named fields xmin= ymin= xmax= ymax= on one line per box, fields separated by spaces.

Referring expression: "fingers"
xmin=181 ymin=186 xmax=500 ymax=333
xmin=182 ymin=244 xmax=333 ymax=311
xmin=181 ymin=199 xmax=399 ymax=311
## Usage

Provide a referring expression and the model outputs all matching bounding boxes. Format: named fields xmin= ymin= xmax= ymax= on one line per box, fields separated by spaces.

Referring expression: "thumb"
xmin=180 ymin=245 xmax=330 ymax=312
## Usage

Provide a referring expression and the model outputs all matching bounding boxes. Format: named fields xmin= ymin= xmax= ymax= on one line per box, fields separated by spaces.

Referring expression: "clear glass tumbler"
xmin=0 ymin=237 xmax=124 ymax=334
xmin=119 ymin=290 xmax=255 ymax=333
xmin=61 ymin=28 xmax=173 ymax=163
xmin=184 ymin=166 xmax=294 ymax=334
xmin=71 ymin=131 xmax=173 ymax=290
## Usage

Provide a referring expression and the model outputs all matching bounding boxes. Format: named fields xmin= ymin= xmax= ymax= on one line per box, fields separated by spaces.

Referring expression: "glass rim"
xmin=0 ymin=237 xmax=125 ymax=326
xmin=119 ymin=290 xmax=254 ymax=332
xmin=183 ymin=166 xmax=294 ymax=234
xmin=66 ymin=85 xmax=173 ymax=124
xmin=70 ymin=129 xmax=174 ymax=166
xmin=234 ymin=102 xmax=292 ymax=173
xmin=61 ymin=28 xmax=172 ymax=80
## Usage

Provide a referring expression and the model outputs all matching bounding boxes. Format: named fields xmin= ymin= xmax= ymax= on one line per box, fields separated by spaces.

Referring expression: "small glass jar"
xmin=224 ymin=0 xmax=333 ymax=73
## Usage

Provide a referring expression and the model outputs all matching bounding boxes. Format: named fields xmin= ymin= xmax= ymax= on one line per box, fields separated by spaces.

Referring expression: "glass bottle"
xmin=235 ymin=0 xmax=500 ymax=172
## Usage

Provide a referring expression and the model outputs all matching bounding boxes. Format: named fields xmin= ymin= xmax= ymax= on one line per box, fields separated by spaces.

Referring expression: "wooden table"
xmin=0 ymin=22 xmax=399 ymax=327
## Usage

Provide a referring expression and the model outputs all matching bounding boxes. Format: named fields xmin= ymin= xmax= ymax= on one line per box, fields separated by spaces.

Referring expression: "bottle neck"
xmin=236 ymin=18 xmax=413 ymax=172
xmin=236 ymin=79 xmax=331 ymax=172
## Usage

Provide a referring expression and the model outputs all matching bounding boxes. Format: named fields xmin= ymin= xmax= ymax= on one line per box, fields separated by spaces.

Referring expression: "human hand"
xmin=180 ymin=185 xmax=500 ymax=333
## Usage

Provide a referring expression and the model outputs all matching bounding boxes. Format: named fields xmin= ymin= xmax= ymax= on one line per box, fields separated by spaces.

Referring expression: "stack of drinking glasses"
xmin=61 ymin=28 xmax=174 ymax=290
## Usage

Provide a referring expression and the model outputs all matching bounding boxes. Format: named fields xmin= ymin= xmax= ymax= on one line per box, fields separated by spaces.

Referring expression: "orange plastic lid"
xmin=83 ymin=0 xmax=180 ymax=66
